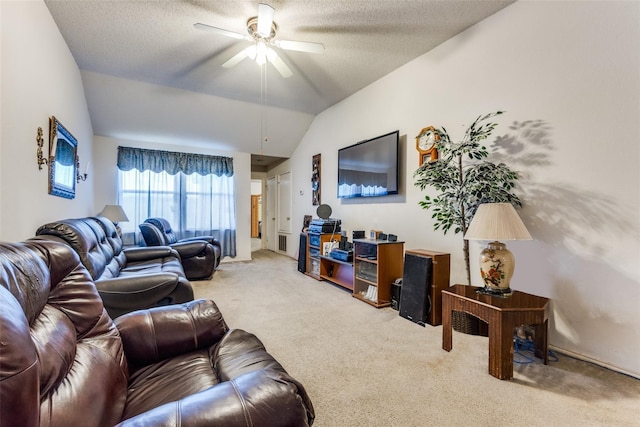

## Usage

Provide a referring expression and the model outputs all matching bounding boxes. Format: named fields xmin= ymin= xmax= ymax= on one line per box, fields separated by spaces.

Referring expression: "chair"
xmin=0 ymin=239 xmax=315 ymax=427
xmin=138 ymin=218 xmax=222 ymax=280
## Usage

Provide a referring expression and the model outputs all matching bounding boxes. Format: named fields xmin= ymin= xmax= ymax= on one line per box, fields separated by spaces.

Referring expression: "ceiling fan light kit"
xmin=256 ymin=3 xmax=275 ymax=37
xmin=194 ymin=3 xmax=324 ymax=78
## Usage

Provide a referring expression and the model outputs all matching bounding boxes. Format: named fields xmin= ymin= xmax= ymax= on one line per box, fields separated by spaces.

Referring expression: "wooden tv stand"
xmin=319 ymin=255 xmax=353 ymax=291
xmin=303 ymin=233 xmax=404 ymax=308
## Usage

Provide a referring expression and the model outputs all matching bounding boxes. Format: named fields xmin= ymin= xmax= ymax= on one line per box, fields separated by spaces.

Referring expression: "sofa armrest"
xmin=116 ymin=369 xmax=314 ymax=427
xmin=114 ymin=299 xmax=228 ymax=370
xmin=180 ymin=235 xmax=221 ymax=249
xmin=96 ymin=273 xmax=180 ymax=309
xmin=123 ymin=246 xmax=178 ymax=262
xmin=170 ymin=240 xmax=211 ymax=259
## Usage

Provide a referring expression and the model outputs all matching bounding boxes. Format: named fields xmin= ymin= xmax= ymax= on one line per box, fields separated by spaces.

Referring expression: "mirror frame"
xmin=48 ymin=116 xmax=78 ymax=199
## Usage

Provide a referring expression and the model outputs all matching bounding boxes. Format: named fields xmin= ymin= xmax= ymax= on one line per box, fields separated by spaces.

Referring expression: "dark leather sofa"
xmin=35 ymin=216 xmax=193 ymax=318
xmin=0 ymin=240 xmax=315 ymax=426
xmin=139 ymin=217 xmax=222 ymax=275
xmin=139 ymin=217 xmax=221 ymax=280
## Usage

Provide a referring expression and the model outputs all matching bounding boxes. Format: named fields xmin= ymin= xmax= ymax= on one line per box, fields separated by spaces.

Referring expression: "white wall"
xmin=289 ymin=1 xmax=640 ymax=377
xmin=93 ymin=136 xmax=253 ymax=262
xmin=0 ymin=0 xmax=94 ymax=241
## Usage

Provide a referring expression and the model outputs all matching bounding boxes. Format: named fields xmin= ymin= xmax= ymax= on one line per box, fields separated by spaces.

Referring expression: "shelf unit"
xmin=352 ymin=239 xmax=404 ymax=308
xmin=305 ymin=232 xmax=334 ymax=280
xmin=319 ymin=255 xmax=353 ymax=291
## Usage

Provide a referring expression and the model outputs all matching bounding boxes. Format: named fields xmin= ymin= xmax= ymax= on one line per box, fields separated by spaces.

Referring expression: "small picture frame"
xmin=302 ymin=215 xmax=312 ymax=232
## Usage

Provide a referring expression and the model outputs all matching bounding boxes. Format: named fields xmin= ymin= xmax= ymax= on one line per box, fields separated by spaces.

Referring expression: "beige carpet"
xmin=194 ymin=250 xmax=639 ymax=427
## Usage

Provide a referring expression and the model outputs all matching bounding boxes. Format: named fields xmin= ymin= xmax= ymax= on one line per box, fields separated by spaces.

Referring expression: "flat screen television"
xmin=337 ymin=130 xmax=399 ymax=199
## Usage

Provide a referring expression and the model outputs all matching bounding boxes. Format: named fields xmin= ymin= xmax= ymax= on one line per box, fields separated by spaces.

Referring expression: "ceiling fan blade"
xmin=193 ymin=23 xmax=248 ymax=41
xmin=268 ymin=52 xmax=293 ymax=78
xmin=274 ymin=39 xmax=325 ymax=54
xmin=257 ymin=3 xmax=275 ymax=37
xmin=222 ymin=49 xmax=249 ymax=68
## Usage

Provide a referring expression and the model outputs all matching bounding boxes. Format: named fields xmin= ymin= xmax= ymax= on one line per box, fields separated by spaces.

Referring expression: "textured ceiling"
xmin=45 ymin=0 xmax=514 ymax=161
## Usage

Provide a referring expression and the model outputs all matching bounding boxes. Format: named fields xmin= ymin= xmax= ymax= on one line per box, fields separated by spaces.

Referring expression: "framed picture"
xmin=312 ymin=153 xmax=321 ymax=205
xmin=48 ymin=116 xmax=78 ymax=199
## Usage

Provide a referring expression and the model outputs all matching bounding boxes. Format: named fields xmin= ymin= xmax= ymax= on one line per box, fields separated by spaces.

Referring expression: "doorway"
xmin=251 ymin=179 xmax=263 ymax=252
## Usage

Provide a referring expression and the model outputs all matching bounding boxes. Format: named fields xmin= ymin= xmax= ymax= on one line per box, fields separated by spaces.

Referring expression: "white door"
xmin=266 ymin=176 xmax=276 ymax=251
xmin=278 ymin=171 xmax=292 ymax=234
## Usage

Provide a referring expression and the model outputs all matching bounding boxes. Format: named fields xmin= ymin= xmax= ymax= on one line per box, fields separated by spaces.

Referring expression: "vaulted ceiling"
xmin=45 ymin=0 xmax=514 ymax=165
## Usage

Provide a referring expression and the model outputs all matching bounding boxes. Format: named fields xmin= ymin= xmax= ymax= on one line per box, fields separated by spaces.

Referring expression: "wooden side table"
xmin=442 ymin=284 xmax=550 ymax=380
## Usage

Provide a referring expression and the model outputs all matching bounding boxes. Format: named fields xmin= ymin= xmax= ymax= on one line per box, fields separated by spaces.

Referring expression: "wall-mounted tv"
xmin=337 ymin=130 xmax=399 ymax=199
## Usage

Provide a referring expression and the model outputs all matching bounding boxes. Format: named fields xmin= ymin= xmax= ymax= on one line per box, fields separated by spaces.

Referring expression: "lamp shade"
xmin=98 ymin=205 xmax=129 ymax=223
xmin=465 ymin=203 xmax=531 ymax=241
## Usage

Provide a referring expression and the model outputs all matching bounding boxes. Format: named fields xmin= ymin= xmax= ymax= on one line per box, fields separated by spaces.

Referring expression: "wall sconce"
xmin=76 ymin=155 xmax=88 ymax=183
xmin=36 ymin=127 xmax=48 ymax=170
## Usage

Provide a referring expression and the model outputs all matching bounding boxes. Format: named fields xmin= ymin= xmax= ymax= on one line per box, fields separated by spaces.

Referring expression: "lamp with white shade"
xmin=98 ymin=205 xmax=129 ymax=237
xmin=464 ymin=203 xmax=532 ymax=295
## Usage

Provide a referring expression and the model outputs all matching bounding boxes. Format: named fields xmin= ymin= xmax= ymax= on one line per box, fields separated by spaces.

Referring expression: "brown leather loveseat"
xmin=34 ymin=216 xmax=194 ymax=318
xmin=0 ymin=240 xmax=315 ymax=426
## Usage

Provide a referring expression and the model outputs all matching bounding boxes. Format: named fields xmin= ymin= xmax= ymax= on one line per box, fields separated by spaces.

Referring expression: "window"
xmin=117 ymin=168 xmax=236 ymax=257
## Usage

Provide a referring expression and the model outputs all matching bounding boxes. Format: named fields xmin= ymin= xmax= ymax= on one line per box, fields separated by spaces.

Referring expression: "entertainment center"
xmin=305 ymin=232 xmax=405 ymax=308
xmin=300 ymin=127 xmax=452 ymax=317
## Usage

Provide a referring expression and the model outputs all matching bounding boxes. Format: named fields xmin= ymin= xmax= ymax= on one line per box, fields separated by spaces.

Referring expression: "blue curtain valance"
xmin=117 ymin=146 xmax=234 ymax=177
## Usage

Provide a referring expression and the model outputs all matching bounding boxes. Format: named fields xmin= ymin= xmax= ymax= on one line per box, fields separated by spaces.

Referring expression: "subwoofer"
xmin=399 ymin=249 xmax=451 ymax=326
xmin=298 ymin=233 xmax=307 ymax=273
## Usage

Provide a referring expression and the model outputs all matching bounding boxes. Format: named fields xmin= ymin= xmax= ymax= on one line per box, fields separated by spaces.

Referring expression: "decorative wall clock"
xmin=416 ymin=126 xmax=439 ymax=166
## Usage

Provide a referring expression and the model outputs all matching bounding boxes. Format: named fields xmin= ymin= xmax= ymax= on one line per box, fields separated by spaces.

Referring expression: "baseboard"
xmin=550 ymin=345 xmax=639 ymax=380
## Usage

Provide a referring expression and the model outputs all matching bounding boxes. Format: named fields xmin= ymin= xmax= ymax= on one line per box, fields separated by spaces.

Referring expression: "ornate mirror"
xmin=48 ymin=116 xmax=78 ymax=199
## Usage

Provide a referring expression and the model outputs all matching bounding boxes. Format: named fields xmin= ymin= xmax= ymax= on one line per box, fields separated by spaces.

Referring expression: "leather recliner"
xmin=138 ymin=218 xmax=222 ymax=279
xmin=35 ymin=216 xmax=193 ymax=318
xmin=0 ymin=240 xmax=315 ymax=426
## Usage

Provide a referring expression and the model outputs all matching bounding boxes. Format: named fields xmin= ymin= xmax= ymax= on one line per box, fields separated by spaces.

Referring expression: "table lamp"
xmin=464 ymin=203 xmax=532 ymax=295
xmin=98 ymin=204 xmax=129 ymax=237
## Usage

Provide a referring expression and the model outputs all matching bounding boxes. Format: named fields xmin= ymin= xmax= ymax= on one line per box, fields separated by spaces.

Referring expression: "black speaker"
xmin=298 ymin=233 xmax=307 ymax=273
xmin=391 ymin=279 xmax=402 ymax=310
xmin=399 ymin=253 xmax=433 ymax=326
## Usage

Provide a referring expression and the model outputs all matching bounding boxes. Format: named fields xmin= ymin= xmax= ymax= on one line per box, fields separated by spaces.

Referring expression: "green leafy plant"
xmin=413 ymin=111 xmax=522 ymax=285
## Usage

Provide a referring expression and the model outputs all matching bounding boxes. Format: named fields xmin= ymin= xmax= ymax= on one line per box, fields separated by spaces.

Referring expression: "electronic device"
xmin=378 ymin=233 xmax=388 ymax=240
xmin=399 ymin=250 xmax=451 ymax=327
xmin=309 ymin=219 xmax=341 ymax=233
xmin=298 ymin=233 xmax=307 ymax=273
xmin=391 ymin=278 xmax=402 ymax=311
xmin=329 ymin=248 xmax=353 ymax=262
xmin=337 ymin=130 xmax=399 ymax=199
xmin=339 ymin=235 xmax=348 ymax=250
xmin=388 ymin=234 xmax=397 ymax=242
xmin=353 ymin=230 xmax=365 ymax=239
xmin=399 ymin=253 xmax=432 ymax=327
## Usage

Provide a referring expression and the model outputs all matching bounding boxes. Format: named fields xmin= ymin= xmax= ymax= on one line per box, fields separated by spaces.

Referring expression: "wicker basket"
xmin=452 ymin=311 xmax=488 ymax=336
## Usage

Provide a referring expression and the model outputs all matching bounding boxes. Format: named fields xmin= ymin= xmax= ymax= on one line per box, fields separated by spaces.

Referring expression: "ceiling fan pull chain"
xmin=260 ymin=63 xmax=268 ymax=155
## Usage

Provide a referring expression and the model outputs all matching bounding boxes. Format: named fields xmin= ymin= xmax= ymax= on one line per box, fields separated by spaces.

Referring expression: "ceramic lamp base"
xmin=479 ymin=241 xmax=514 ymax=294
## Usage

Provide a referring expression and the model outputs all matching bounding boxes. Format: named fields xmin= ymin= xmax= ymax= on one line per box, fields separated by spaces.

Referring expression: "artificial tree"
xmin=413 ymin=111 xmax=522 ymax=286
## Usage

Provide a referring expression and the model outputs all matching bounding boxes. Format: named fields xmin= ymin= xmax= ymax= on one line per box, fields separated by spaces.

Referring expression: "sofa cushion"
xmin=117 ymin=254 xmax=186 ymax=280
xmin=122 ymin=349 xmax=220 ymax=420
xmin=36 ymin=218 xmax=110 ymax=279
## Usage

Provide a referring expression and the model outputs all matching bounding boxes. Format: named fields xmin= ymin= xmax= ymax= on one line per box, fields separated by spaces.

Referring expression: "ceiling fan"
xmin=194 ymin=3 xmax=325 ymax=78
